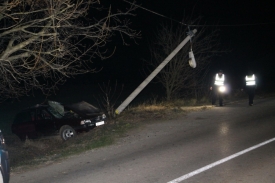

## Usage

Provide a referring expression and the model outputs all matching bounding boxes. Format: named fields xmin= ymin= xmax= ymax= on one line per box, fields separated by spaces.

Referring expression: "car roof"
xmin=18 ymin=104 xmax=49 ymax=112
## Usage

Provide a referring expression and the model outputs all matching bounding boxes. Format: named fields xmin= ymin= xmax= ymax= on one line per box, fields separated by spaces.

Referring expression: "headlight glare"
xmin=219 ymin=86 xmax=226 ymax=92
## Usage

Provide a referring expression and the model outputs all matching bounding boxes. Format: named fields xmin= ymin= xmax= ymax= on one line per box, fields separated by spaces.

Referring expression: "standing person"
xmin=210 ymin=70 xmax=226 ymax=106
xmin=245 ymin=72 xmax=257 ymax=106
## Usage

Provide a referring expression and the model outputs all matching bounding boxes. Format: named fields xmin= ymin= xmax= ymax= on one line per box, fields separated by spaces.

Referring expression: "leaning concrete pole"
xmin=115 ymin=29 xmax=197 ymax=115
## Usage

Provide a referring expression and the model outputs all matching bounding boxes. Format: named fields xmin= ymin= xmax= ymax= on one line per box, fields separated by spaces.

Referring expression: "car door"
xmin=11 ymin=109 xmax=37 ymax=139
xmin=35 ymin=108 xmax=57 ymax=136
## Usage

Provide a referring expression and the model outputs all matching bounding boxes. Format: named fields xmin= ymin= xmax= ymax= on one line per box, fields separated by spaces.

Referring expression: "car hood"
xmin=48 ymin=101 xmax=102 ymax=117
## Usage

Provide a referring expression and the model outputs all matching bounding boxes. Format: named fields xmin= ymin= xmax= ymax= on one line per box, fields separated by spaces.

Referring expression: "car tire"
xmin=60 ymin=125 xmax=76 ymax=141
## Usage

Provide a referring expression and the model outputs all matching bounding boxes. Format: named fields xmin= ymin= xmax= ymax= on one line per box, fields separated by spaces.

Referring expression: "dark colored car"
xmin=0 ymin=130 xmax=10 ymax=183
xmin=11 ymin=101 xmax=106 ymax=141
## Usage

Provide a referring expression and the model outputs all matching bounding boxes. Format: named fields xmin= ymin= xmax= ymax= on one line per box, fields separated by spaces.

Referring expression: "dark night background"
xmin=84 ymin=0 xmax=275 ymax=101
xmin=5 ymin=0 xmax=275 ymax=106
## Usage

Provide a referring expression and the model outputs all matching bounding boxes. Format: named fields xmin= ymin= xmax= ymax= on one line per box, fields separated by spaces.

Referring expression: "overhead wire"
xmin=123 ymin=0 xmax=188 ymax=26
xmin=123 ymin=0 xmax=275 ymax=27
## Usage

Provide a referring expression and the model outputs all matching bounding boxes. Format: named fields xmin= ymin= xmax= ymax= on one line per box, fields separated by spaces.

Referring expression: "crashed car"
xmin=11 ymin=101 xmax=106 ymax=141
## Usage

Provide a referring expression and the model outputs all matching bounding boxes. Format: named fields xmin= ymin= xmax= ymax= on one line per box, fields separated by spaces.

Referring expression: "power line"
xmin=123 ymin=0 xmax=188 ymax=26
xmin=123 ymin=0 xmax=275 ymax=27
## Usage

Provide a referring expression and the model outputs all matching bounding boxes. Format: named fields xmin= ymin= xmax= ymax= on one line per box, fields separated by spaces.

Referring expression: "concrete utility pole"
xmin=115 ymin=29 xmax=197 ymax=115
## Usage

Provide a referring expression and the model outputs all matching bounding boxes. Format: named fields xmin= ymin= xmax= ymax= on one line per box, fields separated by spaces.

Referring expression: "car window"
xmin=13 ymin=111 xmax=33 ymax=124
xmin=43 ymin=110 xmax=52 ymax=119
xmin=47 ymin=106 xmax=63 ymax=119
xmin=37 ymin=109 xmax=53 ymax=120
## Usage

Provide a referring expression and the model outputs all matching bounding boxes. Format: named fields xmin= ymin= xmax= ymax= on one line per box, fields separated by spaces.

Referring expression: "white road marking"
xmin=167 ymin=137 xmax=275 ymax=183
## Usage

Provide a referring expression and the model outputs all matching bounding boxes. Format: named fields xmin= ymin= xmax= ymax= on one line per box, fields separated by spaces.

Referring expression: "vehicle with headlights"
xmin=11 ymin=101 xmax=106 ymax=141
xmin=0 ymin=130 xmax=10 ymax=183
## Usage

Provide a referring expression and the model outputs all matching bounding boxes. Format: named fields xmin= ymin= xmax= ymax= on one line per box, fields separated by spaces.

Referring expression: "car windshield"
xmin=47 ymin=106 xmax=79 ymax=119
xmin=47 ymin=106 xmax=63 ymax=119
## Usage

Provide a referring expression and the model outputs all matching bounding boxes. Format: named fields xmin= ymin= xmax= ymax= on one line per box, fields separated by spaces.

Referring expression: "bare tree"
xmin=95 ymin=80 xmax=124 ymax=121
xmin=0 ymin=0 xmax=140 ymax=100
xmin=147 ymin=19 xmax=221 ymax=101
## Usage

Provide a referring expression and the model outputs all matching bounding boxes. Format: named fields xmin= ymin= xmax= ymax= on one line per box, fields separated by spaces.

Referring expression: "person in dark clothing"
xmin=210 ymin=70 xmax=226 ymax=106
xmin=245 ymin=73 xmax=257 ymax=106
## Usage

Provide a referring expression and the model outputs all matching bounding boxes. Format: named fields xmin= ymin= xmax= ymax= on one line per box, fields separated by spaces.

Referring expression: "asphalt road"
xmin=10 ymin=97 xmax=275 ymax=183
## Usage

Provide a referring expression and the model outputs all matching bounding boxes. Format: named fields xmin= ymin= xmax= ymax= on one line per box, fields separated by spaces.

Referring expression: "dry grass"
xmin=8 ymin=127 xmax=114 ymax=174
xmin=115 ymin=99 xmax=212 ymax=124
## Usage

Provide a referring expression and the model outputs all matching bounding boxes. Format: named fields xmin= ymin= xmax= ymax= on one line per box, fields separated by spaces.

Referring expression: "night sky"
xmin=88 ymin=0 xmax=275 ymax=91
xmin=41 ymin=0 xmax=275 ymax=104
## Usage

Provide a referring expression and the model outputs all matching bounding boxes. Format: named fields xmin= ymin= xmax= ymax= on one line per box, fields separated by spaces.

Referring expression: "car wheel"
xmin=60 ymin=125 xmax=76 ymax=141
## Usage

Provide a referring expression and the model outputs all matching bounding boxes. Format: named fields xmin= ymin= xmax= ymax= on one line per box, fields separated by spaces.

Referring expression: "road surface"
xmin=10 ymin=97 xmax=275 ymax=183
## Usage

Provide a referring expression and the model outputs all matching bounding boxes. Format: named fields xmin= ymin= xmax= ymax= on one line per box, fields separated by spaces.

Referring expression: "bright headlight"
xmin=80 ymin=119 xmax=91 ymax=125
xmin=219 ymin=86 xmax=226 ymax=92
